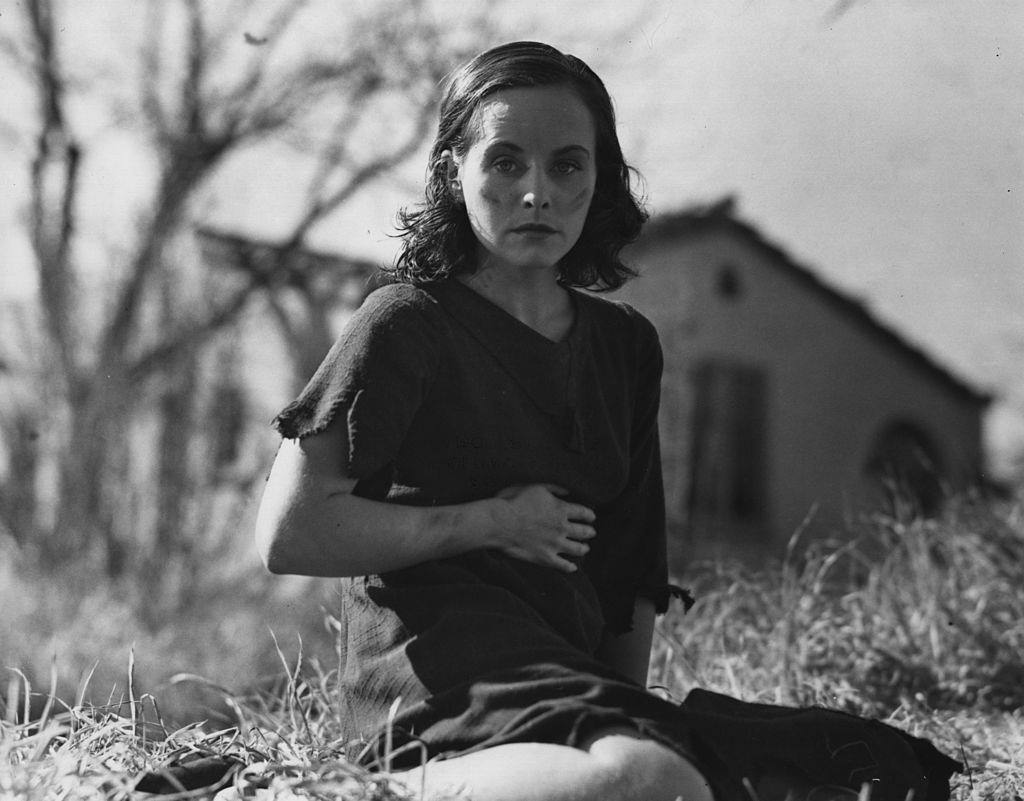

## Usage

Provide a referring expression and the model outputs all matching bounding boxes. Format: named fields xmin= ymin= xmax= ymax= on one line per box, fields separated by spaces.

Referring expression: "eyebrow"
xmin=484 ymin=141 xmax=593 ymax=158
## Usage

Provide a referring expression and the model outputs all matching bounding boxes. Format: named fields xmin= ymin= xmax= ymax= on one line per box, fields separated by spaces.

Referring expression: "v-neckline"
xmin=446 ymin=276 xmax=581 ymax=349
xmin=425 ymin=279 xmax=589 ymax=453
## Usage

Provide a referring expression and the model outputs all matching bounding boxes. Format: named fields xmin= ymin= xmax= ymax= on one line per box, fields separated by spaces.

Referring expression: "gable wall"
xmin=614 ymin=230 xmax=984 ymax=558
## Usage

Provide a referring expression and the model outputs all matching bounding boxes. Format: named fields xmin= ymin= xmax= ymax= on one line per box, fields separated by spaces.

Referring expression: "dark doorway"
xmin=864 ymin=419 xmax=944 ymax=517
xmin=687 ymin=360 xmax=768 ymax=536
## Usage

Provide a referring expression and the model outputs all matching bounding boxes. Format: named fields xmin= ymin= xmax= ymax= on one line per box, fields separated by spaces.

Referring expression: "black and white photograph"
xmin=1 ymin=1 xmax=1021 ymax=798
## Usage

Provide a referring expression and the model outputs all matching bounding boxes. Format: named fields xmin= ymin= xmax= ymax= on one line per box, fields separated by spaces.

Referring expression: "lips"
xmin=512 ymin=223 xmax=558 ymax=234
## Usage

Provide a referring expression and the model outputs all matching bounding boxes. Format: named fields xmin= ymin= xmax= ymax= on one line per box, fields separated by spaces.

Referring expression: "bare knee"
xmin=585 ymin=730 xmax=713 ymax=801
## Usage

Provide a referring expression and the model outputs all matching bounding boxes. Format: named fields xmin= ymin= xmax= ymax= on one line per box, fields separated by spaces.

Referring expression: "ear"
xmin=440 ymin=149 xmax=463 ymax=201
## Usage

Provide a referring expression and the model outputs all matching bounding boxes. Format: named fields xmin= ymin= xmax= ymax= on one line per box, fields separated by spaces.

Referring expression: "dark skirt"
xmin=341 ymin=559 xmax=961 ymax=801
xmin=135 ymin=687 xmax=960 ymax=801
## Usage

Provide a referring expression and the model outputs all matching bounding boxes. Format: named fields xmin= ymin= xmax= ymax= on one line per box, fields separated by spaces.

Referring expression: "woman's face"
xmin=451 ymin=84 xmax=597 ymax=275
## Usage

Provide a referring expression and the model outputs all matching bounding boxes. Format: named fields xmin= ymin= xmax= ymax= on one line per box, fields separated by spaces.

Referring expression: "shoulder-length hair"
xmin=386 ymin=41 xmax=648 ymax=291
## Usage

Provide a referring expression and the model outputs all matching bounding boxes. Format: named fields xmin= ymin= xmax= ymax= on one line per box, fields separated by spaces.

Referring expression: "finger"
xmin=503 ymin=545 xmax=576 ymax=571
xmin=561 ymin=538 xmax=590 ymax=557
xmin=541 ymin=484 xmax=569 ymax=497
xmin=564 ymin=503 xmax=596 ymax=523
xmin=566 ymin=523 xmax=596 ymax=541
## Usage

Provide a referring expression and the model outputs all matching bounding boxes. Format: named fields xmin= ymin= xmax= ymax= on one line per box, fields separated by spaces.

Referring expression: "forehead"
xmin=465 ymin=85 xmax=596 ymax=151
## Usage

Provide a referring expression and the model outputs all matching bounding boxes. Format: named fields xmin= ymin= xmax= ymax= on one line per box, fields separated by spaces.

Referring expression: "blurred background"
xmin=1 ymin=0 xmax=1021 ymax=722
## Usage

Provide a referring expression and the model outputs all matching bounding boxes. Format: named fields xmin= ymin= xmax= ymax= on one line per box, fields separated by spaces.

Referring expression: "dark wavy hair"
xmin=386 ymin=41 xmax=648 ymax=291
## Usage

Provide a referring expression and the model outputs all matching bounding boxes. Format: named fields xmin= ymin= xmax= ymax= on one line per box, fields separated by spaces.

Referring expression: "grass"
xmin=2 ymin=494 xmax=1023 ymax=799
xmin=654 ymin=494 xmax=1024 ymax=800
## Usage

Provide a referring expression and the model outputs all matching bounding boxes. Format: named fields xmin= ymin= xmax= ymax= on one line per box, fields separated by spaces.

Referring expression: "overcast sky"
xmin=3 ymin=0 xmax=1022 ymax=468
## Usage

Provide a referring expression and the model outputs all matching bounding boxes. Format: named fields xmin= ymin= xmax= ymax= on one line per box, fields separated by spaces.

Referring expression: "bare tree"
xmin=0 ymin=0 xmax=494 ymax=597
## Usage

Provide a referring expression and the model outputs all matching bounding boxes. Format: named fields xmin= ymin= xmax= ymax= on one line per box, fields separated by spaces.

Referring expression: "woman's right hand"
xmin=488 ymin=484 xmax=597 ymax=573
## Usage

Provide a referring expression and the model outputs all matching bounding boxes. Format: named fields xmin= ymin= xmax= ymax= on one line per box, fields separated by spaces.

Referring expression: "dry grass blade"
xmin=75 ymin=661 xmax=100 ymax=710
xmin=4 ymin=673 xmax=20 ymax=725
xmin=2 ymin=494 xmax=1021 ymax=799
xmin=127 ymin=644 xmax=137 ymax=736
xmin=168 ymin=673 xmax=246 ymax=730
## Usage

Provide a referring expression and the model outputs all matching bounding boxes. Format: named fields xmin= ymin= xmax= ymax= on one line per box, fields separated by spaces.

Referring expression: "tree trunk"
xmin=50 ymin=374 xmax=131 ymax=575
xmin=0 ymin=412 xmax=42 ymax=545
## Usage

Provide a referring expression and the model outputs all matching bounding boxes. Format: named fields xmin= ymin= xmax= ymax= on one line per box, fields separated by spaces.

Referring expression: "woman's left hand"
xmin=486 ymin=483 xmax=597 ymax=572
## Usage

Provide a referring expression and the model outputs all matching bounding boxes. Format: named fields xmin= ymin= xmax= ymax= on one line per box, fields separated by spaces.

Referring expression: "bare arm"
xmin=254 ymin=422 xmax=596 ymax=577
xmin=595 ymin=598 xmax=656 ymax=686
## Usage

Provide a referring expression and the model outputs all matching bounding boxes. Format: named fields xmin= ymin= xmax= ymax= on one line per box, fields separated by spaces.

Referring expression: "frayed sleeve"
xmin=272 ymin=286 xmax=442 ymax=480
xmin=593 ymin=309 xmax=693 ymax=635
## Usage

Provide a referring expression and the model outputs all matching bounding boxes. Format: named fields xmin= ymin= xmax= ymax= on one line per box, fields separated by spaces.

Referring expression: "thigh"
xmin=581 ymin=726 xmax=714 ymax=801
xmin=390 ymin=732 xmax=714 ymax=801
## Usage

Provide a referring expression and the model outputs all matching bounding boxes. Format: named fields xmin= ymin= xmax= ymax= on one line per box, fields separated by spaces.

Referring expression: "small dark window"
xmin=687 ymin=360 xmax=767 ymax=527
xmin=716 ymin=264 xmax=743 ymax=300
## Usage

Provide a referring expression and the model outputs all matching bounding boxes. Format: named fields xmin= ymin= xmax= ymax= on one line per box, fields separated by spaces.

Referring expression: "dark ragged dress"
xmin=274 ymin=279 xmax=960 ymax=801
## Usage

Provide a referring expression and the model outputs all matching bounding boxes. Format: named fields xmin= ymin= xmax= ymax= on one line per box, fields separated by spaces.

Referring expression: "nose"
xmin=521 ymin=168 xmax=551 ymax=210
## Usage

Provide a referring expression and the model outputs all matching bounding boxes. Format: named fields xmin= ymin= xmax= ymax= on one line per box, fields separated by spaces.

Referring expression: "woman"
xmin=256 ymin=42 xmax=959 ymax=801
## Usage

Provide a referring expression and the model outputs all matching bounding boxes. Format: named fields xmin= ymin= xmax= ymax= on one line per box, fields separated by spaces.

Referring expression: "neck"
xmin=457 ymin=261 xmax=573 ymax=341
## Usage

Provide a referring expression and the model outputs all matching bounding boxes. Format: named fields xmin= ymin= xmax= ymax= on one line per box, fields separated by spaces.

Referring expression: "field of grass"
xmin=2 ymin=495 xmax=1022 ymax=800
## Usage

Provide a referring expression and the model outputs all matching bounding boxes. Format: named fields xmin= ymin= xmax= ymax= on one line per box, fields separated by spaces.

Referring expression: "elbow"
xmin=265 ymin=558 xmax=291 ymax=576
xmin=255 ymin=437 xmax=346 ymax=576
xmin=257 ymin=529 xmax=306 ymax=576
xmin=254 ymin=504 xmax=299 ymax=575
xmin=255 ymin=523 xmax=287 ymax=574
xmin=260 ymin=541 xmax=290 ymax=575
xmin=255 ymin=504 xmax=336 ymax=576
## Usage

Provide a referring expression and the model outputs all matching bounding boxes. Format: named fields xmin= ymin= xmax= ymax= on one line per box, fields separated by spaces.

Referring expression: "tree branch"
xmin=285 ymin=98 xmax=436 ymax=249
xmin=0 ymin=19 xmax=35 ymax=81
xmin=24 ymin=0 xmax=81 ymax=384
xmin=101 ymin=0 xmax=227 ymax=369
xmin=139 ymin=0 xmax=169 ymax=138
xmin=183 ymin=0 xmax=206 ymax=140
xmin=215 ymin=0 xmax=314 ymax=135
xmin=127 ymin=279 xmax=259 ymax=382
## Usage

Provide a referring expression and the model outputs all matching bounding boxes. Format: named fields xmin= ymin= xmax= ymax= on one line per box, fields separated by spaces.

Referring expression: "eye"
xmin=491 ymin=157 xmax=518 ymax=173
xmin=553 ymin=160 xmax=582 ymax=175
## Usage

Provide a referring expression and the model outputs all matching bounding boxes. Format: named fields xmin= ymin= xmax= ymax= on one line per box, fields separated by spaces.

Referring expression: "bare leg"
xmin=388 ymin=726 xmax=714 ymax=801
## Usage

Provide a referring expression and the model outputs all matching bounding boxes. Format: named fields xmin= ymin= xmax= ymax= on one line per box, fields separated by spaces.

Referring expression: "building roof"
xmin=636 ymin=197 xmax=992 ymax=407
xmin=195 ymin=226 xmax=379 ymax=295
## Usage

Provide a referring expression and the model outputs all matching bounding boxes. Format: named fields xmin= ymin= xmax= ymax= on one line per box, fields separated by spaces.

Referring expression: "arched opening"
xmin=864 ymin=420 xmax=944 ymax=518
